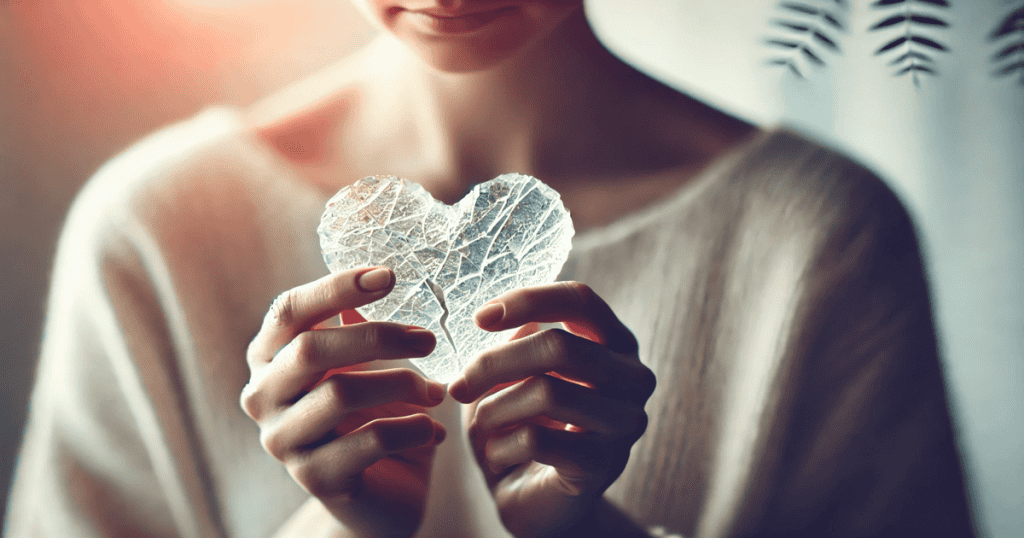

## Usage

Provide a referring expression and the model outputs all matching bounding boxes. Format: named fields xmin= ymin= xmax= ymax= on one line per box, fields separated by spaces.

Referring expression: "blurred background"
xmin=1 ymin=0 xmax=1020 ymax=535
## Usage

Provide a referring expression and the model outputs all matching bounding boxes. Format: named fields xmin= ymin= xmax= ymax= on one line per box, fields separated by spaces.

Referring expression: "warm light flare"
xmin=169 ymin=0 xmax=276 ymax=7
xmin=4 ymin=0 xmax=374 ymax=132
xmin=0 ymin=0 xmax=373 ymax=203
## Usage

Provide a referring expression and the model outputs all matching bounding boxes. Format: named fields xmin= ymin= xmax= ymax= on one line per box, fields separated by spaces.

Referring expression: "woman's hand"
xmin=240 ymin=267 xmax=447 ymax=538
xmin=449 ymin=282 xmax=656 ymax=538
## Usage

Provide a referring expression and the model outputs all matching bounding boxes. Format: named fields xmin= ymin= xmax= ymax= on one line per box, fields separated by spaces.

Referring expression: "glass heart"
xmin=317 ymin=174 xmax=574 ymax=383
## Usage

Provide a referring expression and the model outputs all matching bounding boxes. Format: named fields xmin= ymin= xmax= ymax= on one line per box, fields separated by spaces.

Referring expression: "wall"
xmin=0 ymin=0 xmax=376 ymax=524
xmin=588 ymin=1 xmax=1023 ymax=537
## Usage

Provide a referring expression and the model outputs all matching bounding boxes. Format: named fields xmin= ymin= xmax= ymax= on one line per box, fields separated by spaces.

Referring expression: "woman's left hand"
xmin=448 ymin=282 xmax=656 ymax=538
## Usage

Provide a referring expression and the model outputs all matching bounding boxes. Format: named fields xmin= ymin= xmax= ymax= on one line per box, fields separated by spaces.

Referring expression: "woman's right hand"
xmin=240 ymin=267 xmax=447 ymax=538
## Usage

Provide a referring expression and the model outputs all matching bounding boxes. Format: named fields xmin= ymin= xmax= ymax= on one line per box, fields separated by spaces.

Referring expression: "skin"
xmin=242 ymin=1 xmax=756 ymax=536
xmin=454 ymin=282 xmax=656 ymax=538
xmin=241 ymin=267 xmax=446 ymax=538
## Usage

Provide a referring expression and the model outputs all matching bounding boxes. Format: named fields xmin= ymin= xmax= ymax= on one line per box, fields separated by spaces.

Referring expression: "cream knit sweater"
xmin=6 ymin=107 xmax=974 ymax=538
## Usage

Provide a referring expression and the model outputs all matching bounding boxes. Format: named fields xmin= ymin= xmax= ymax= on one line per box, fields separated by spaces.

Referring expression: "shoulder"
xmin=660 ymin=127 xmax=930 ymax=307
xmin=72 ymin=43 xmax=381 ymax=239
xmin=724 ymin=129 xmax=930 ymax=321
xmin=732 ymin=128 xmax=920 ymax=262
xmin=725 ymin=132 xmax=971 ymax=538
xmin=56 ymin=103 xmax=309 ymax=297
xmin=67 ymin=106 xmax=252 ymax=244
xmin=53 ymin=55 xmax=371 ymax=306
xmin=65 ymin=89 xmax=342 ymax=249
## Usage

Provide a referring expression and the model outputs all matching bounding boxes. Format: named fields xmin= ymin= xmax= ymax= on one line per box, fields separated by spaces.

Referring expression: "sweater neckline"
xmin=214 ymin=103 xmax=777 ymax=255
xmin=569 ymin=127 xmax=776 ymax=253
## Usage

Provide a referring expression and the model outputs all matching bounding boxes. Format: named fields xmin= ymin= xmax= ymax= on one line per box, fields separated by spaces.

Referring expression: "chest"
xmin=563 ymin=225 xmax=742 ymax=534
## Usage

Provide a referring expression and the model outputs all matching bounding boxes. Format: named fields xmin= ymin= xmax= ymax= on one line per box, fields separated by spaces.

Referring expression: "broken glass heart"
xmin=317 ymin=174 xmax=574 ymax=383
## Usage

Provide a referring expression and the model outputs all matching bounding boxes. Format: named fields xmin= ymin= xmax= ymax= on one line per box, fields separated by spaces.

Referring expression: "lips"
xmin=404 ymin=5 xmax=518 ymax=35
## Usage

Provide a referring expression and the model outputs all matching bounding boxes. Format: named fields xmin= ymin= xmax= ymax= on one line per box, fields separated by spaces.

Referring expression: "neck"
xmin=380 ymin=9 xmax=640 ymax=200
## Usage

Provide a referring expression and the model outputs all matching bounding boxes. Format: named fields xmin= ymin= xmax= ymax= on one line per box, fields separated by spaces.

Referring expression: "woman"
xmin=6 ymin=1 xmax=975 ymax=537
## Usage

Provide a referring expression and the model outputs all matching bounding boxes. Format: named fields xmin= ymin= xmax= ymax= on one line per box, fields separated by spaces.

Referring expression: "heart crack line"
xmin=424 ymin=277 xmax=457 ymax=354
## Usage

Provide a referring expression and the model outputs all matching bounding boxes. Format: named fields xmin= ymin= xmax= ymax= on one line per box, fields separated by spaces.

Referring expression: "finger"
xmin=471 ymin=375 xmax=646 ymax=438
xmin=474 ymin=282 xmax=638 ymax=353
xmin=287 ymin=414 xmax=445 ymax=500
xmin=484 ymin=424 xmax=605 ymax=496
xmin=450 ymin=328 xmax=655 ymax=404
xmin=248 ymin=267 xmax=395 ymax=367
xmin=510 ymin=321 xmax=542 ymax=341
xmin=259 ymin=369 xmax=447 ymax=460
xmin=241 ymin=323 xmax=436 ymax=416
xmin=271 ymin=323 xmax=435 ymax=403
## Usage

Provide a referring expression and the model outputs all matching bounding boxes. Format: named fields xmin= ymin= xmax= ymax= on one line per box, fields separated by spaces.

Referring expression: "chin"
xmin=373 ymin=2 xmax=581 ymax=73
xmin=409 ymin=33 xmax=534 ymax=73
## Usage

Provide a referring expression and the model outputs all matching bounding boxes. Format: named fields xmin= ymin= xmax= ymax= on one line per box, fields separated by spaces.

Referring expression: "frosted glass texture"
xmin=318 ymin=174 xmax=574 ymax=382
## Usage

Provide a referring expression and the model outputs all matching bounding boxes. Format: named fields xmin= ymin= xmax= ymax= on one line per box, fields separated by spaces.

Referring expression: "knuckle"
xmin=563 ymin=281 xmax=596 ymax=306
xmin=394 ymin=368 xmax=421 ymax=394
xmin=637 ymin=365 xmax=657 ymax=400
xmin=632 ymin=409 xmax=650 ymax=441
xmin=358 ymin=323 xmax=380 ymax=350
xmin=244 ymin=339 xmax=262 ymax=367
xmin=362 ymin=422 xmax=387 ymax=453
xmin=472 ymin=399 xmax=492 ymax=431
xmin=473 ymin=389 xmax=506 ymax=431
xmin=528 ymin=375 xmax=557 ymax=409
xmin=267 ymin=290 xmax=298 ymax=328
xmin=553 ymin=470 xmax=587 ymax=497
xmin=259 ymin=428 xmax=287 ymax=461
xmin=323 ymin=273 xmax=347 ymax=301
xmin=517 ymin=423 xmax=539 ymax=454
xmin=539 ymin=328 xmax=571 ymax=364
xmin=624 ymin=333 xmax=641 ymax=354
xmin=290 ymin=460 xmax=335 ymax=499
xmin=617 ymin=402 xmax=643 ymax=431
xmin=466 ymin=407 xmax=486 ymax=445
xmin=289 ymin=332 xmax=318 ymax=368
xmin=474 ymin=349 xmax=500 ymax=379
xmin=239 ymin=383 xmax=263 ymax=420
xmin=322 ymin=376 xmax=348 ymax=410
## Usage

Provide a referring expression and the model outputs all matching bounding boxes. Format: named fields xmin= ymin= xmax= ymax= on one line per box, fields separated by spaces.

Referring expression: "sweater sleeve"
xmin=4 ymin=174 xmax=222 ymax=538
xmin=730 ymin=172 xmax=976 ymax=537
xmin=2 ymin=110 xmax=254 ymax=538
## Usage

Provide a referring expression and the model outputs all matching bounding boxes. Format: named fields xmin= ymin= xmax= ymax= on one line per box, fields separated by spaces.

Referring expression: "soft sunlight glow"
xmin=169 ymin=0 xmax=274 ymax=7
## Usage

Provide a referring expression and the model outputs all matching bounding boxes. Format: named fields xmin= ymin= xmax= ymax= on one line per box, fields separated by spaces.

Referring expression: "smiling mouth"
xmin=404 ymin=6 xmax=518 ymax=35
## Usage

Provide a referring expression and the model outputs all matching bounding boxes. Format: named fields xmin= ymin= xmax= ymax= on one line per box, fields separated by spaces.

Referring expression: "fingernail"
xmin=474 ymin=302 xmax=504 ymax=328
xmin=427 ymin=381 xmax=446 ymax=404
xmin=357 ymin=267 xmax=392 ymax=292
xmin=406 ymin=329 xmax=436 ymax=355
xmin=449 ymin=377 xmax=467 ymax=402
xmin=433 ymin=423 xmax=447 ymax=444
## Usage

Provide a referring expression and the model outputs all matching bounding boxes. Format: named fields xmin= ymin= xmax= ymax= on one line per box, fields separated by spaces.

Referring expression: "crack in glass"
xmin=317 ymin=174 xmax=574 ymax=382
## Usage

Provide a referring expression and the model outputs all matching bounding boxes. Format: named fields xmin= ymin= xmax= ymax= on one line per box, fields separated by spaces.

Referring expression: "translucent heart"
xmin=317 ymin=174 xmax=575 ymax=383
